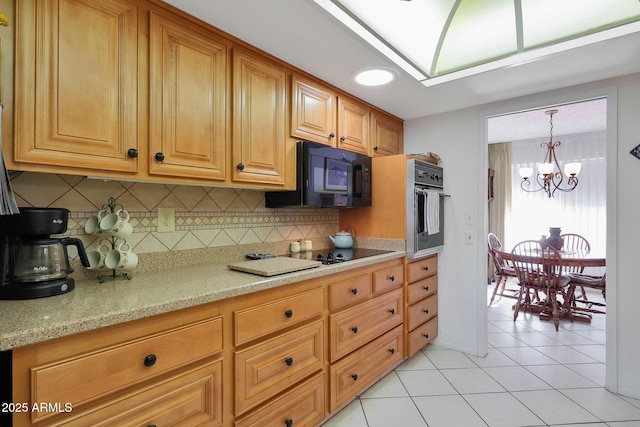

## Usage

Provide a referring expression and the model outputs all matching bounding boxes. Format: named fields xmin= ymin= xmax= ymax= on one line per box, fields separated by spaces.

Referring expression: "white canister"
xmin=290 ymin=241 xmax=300 ymax=253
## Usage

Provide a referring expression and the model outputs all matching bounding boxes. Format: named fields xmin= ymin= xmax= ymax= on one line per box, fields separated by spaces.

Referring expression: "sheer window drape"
xmin=488 ymin=142 xmax=511 ymax=245
xmin=505 ymin=131 xmax=607 ymax=256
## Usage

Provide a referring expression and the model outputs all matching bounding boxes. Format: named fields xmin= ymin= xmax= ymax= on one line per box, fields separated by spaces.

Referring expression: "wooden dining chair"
xmin=511 ymin=240 xmax=573 ymax=331
xmin=560 ymin=233 xmax=591 ymax=299
xmin=568 ymin=272 xmax=606 ymax=315
xmin=487 ymin=233 xmax=519 ymax=306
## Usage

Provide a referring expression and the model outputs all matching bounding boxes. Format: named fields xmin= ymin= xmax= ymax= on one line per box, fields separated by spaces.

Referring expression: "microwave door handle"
xmin=352 ymin=164 xmax=363 ymax=197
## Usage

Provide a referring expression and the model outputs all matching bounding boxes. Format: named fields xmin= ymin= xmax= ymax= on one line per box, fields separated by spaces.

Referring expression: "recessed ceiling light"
xmin=353 ymin=67 xmax=397 ymax=86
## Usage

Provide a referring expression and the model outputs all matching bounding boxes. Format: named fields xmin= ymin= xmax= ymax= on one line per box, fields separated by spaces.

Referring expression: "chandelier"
xmin=518 ymin=109 xmax=582 ymax=198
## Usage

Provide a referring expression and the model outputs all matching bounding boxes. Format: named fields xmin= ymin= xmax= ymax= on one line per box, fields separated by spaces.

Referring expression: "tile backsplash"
xmin=9 ymin=171 xmax=339 ymax=258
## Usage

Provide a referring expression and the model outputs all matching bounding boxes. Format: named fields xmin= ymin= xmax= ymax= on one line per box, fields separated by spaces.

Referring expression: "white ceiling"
xmin=163 ymin=0 xmax=640 ymax=126
xmin=487 ymin=97 xmax=607 ymax=143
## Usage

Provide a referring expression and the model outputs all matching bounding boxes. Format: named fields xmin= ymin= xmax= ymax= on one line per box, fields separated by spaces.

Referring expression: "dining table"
xmin=495 ymin=247 xmax=606 ymax=324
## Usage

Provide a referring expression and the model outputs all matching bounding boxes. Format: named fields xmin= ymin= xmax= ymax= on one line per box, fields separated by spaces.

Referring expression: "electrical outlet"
xmin=464 ymin=231 xmax=475 ymax=245
xmin=157 ymin=207 xmax=175 ymax=232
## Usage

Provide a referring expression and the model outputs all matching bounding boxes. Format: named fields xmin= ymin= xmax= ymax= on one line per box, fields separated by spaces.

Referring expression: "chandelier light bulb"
xmin=518 ymin=167 xmax=533 ymax=179
xmin=564 ymin=162 xmax=582 ymax=176
xmin=538 ymin=162 xmax=554 ymax=175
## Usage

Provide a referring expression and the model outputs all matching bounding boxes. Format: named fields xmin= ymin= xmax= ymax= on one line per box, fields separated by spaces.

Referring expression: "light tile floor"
xmin=322 ymin=286 xmax=640 ymax=427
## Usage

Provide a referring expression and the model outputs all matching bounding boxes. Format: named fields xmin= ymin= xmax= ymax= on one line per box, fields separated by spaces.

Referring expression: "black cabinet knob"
xmin=284 ymin=309 xmax=293 ymax=318
xmin=127 ymin=148 xmax=138 ymax=158
xmin=237 ymin=162 xmax=245 ymax=171
xmin=389 ymin=275 xmax=395 ymax=282
xmin=340 ymin=136 xmax=346 ymax=142
xmin=423 ymin=334 xmax=430 ymax=339
xmin=154 ymin=152 xmax=164 ymax=161
xmin=351 ymin=288 xmax=358 ymax=295
xmin=285 ymin=419 xmax=293 ymax=427
xmin=329 ymin=132 xmax=335 ymax=138
xmin=389 ymin=348 xmax=395 ymax=354
xmin=373 ymin=146 xmax=378 ymax=151
xmin=351 ymin=326 xmax=358 ymax=334
xmin=351 ymin=373 xmax=358 ymax=381
xmin=423 ymin=286 xmax=430 ymax=291
xmin=423 ymin=309 xmax=430 ymax=314
xmin=144 ymin=354 xmax=157 ymax=367
xmin=285 ymin=357 xmax=294 ymax=366
xmin=147 ymin=425 xmax=157 ymax=427
xmin=389 ymin=309 xmax=395 ymax=315
xmin=423 ymin=266 xmax=429 ymax=271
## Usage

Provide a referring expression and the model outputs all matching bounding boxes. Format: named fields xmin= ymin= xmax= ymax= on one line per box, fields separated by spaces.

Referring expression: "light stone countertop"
xmin=0 ymin=250 xmax=404 ymax=351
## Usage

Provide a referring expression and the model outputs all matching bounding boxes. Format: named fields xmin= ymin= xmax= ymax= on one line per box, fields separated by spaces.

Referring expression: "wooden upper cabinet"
xmin=370 ymin=110 xmax=403 ymax=156
xmin=232 ymin=49 xmax=288 ymax=186
xmin=14 ymin=0 xmax=139 ymax=173
xmin=291 ymin=75 xmax=337 ymax=146
xmin=148 ymin=11 xmax=228 ymax=181
xmin=337 ymin=96 xmax=370 ymax=156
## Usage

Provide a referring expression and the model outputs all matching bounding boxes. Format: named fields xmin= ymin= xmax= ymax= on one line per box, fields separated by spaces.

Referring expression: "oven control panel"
xmin=414 ymin=161 xmax=443 ymax=188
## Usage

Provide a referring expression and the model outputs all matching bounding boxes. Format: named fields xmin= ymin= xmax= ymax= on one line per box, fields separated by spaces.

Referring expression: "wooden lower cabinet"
xmin=329 ymin=325 xmax=404 ymax=412
xmin=47 ymin=360 xmax=223 ymax=427
xmin=405 ymin=255 xmax=439 ymax=358
xmin=10 ymin=257 xmax=432 ymax=426
xmin=234 ymin=320 xmax=324 ymax=415
xmin=234 ymin=372 xmax=325 ymax=427
xmin=408 ymin=317 xmax=438 ymax=357
xmin=329 ymin=289 xmax=403 ymax=362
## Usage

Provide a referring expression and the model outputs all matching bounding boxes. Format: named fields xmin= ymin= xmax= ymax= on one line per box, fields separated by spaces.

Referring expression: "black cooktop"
xmin=289 ymin=247 xmax=394 ymax=265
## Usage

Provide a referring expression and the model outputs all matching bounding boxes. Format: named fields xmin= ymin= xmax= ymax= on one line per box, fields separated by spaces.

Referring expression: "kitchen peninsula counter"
xmin=0 ymin=250 xmax=404 ymax=351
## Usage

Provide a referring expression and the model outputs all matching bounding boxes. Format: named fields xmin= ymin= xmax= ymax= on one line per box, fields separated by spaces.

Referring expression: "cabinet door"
xmin=232 ymin=49 xmax=288 ymax=186
xmin=291 ymin=75 xmax=336 ymax=146
xmin=14 ymin=0 xmax=138 ymax=173
xmin=371 ymin=110 xmax=403 ymax=156
xmin=149 ymin=11 xmax=228 ymax=180
xmin=337 ymin=96 xmax=370 ymax=155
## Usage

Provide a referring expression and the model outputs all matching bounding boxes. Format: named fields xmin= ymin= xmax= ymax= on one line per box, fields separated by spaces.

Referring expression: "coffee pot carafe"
xmin=0 ymin=208 xmax=89 ymax=300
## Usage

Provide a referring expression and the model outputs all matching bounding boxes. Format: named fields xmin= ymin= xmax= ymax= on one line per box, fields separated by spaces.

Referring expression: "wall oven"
xmin=338 ymin=154 xmax=446 ymax=259
xmin=407 ymin=159 xmax=445 ymax=258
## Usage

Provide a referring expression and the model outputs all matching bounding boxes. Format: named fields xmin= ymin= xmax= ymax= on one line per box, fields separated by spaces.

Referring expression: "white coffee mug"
xmin=118 ymin=242 xmax=138 ymax=270
xmin=100 ymin=209 xmax=133 ymax=237
xmin=84 ymin=215 xmax=101 ymax=234
xmin=86 ymin=243 xmax=110 ymax=269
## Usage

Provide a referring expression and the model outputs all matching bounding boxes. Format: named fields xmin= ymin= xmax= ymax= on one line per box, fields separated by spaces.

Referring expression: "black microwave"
xmin=265 ymin=141 xmax=372 ymax=208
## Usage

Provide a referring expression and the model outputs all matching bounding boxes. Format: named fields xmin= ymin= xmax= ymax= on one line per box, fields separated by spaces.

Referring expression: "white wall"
xmin=404 ymin=72 xmax=640 ymax=399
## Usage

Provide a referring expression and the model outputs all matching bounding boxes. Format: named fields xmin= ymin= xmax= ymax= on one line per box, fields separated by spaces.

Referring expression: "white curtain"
xmin=505 ymin=131 xmax=607 ymax=257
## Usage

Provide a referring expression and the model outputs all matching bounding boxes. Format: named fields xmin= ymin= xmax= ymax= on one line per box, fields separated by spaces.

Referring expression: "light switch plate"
xmin=157 ymin=207 xmax=175 ymax=232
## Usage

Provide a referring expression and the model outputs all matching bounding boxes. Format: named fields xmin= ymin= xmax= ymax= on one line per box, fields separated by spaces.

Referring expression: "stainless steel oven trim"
xmin=406 ymin=159 xmax=446 ymax=259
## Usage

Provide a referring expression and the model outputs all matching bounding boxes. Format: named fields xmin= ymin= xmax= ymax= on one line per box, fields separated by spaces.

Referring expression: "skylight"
xmin=314 ymin=0 xmax=640 ymax=84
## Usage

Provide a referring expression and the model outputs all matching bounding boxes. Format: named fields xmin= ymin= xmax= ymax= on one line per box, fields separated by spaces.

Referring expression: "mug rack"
xmin=91 ymin=197 xmax=133 ymax=283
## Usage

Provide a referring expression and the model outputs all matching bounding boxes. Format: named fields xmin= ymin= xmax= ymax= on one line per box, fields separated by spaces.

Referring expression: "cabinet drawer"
xmin=329 ymin=325 xmax=403 ymax=412
xmin=235 ymin=288 xmax=324 ymax=346
xmin=407 ymin=276 xmax=438 ymax=305
xmin=407 ymin=294 xmax=438 ymax=330
xmin=235 ymin=372 xmax=325 ymax=427
xmin=329 ymin=289 xmax=402 ymax=362
xmin=49 ymin=360 xmax=223 ymax=427
xmin=373 ymin=264 xmax=404 ymax=294
xmin=31 ymin=317 xmax=222 ymax=418
xmin=235 ymin=320 xmax=324 ymax=415
xmin=407 ymin=317 xmax=438 ymax=358
xmin=407 ymin=255 xmax=437 ymax=283
xmin=329 ymin=273 xmax=372 ymax=310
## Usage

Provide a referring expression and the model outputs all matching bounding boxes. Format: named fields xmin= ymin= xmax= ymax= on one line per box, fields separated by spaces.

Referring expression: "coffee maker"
xmin=0 ymin=207 xmax=90 ymax=300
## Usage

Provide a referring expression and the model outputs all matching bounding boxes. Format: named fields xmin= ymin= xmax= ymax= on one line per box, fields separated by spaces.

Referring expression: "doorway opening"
xmin=486 ymin=97 xmax=607 ymax=380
